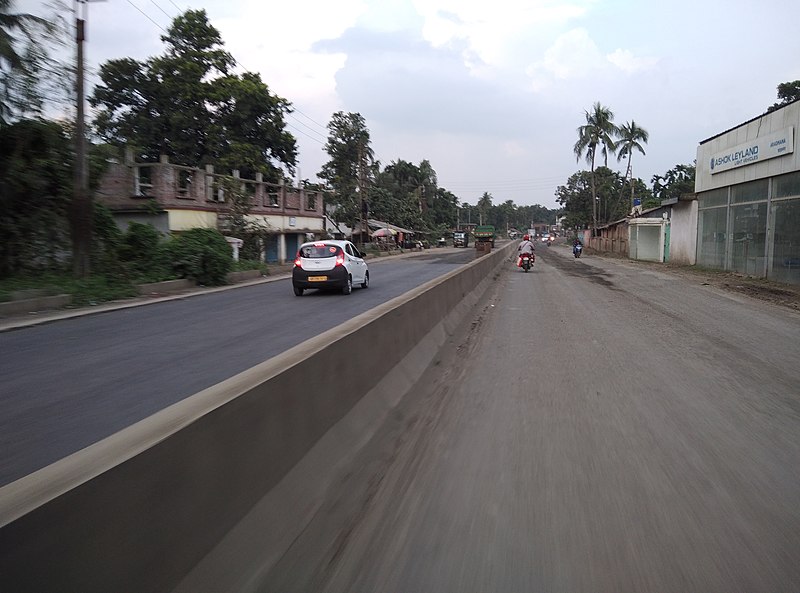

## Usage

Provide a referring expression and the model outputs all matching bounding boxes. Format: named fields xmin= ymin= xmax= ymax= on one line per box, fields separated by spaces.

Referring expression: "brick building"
xmin=95 ymin=149 xmax=326 ymax=263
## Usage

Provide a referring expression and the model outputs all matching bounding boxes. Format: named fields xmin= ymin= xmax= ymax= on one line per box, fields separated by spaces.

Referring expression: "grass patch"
xmin=0 ymin=273 xmax=139 ymax=305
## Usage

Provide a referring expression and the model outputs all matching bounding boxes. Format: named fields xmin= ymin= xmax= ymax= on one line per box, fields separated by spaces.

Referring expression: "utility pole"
xmin=71 ymin=0 xmax=91 ymax=278
xmin=71 ymin=0 xmax=104 ymax=278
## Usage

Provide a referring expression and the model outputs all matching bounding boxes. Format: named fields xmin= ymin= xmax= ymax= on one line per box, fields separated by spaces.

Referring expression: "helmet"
xmin=523 ymin=235 xmax=529 ymax=241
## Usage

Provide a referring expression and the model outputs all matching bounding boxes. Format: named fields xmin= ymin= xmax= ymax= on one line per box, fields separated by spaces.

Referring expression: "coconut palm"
xmin=0 ymin=0 xmax=50 ymax=124
xmin=574 ymin=102 xmax=618 ymax=228
xmin=616 ymin=120 xmax=649 ymax=210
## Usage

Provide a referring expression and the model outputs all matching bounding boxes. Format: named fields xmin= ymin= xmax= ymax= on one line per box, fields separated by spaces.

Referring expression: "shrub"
xmin=118 ymin=222 xmax=173 ymax=281
xmin=164 ymin=228 xmax=232 ymax=286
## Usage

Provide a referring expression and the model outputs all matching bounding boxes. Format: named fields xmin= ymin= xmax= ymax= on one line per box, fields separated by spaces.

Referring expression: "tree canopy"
xmin=767 ymin=80 xmax=800 ymax=112
xmin=90 ymin=9 xmax=296 ymax=179
xmin=0 ymin=0 xmax=63 ymax=126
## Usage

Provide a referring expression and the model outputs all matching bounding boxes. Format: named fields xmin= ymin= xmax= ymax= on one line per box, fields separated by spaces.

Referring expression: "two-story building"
xmin=95 ymin=149 xmax=326 ymax=263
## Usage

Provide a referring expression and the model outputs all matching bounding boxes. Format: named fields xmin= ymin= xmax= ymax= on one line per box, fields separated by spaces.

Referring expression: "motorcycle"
xmin=519 ymin=252 xmax=534 ymax=272
xmin=573 ymin=243 xmax=583 ymax=258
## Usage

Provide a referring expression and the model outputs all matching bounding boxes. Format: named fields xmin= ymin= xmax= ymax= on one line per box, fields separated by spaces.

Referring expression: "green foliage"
xmin=116 ymin=221 xmax=171 ymax=281
xmin=0 ymin=0 xmax=68 ymax=125
xmin=318 ymin=111 xmax=377 ymax=227
xmin=556 ymin=167 xmax=651 ymax=229
xmin=91 ymin=202 xmax=123 ymax=275
xmin=767 ymin=80 xmax=800 ymax=112
xmin=651 ymin=163 xmax=696 ymax=202
xmin=0 ymin=118 xmax=72 ymax=277
xmin=217 ymin=176 xmax=273 ymax=261
xmin=90 ymin=9 xmax=296 ymax=176
xmin=163 ymin=227 xmax=232 ymax=285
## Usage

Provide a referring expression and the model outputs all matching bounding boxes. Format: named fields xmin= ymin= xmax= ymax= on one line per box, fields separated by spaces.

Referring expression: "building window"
xmin=731 ymin=178 xmax=768 ymax=204
xmin=135 ymin=166 xmax=152 ymax=196
xmin=178 ymin=170 xmax=192 ymax=195
xmin=696 ymin=207 xmax=728 ymax=269
xmin=770 ymin=198 xmax=800 ymax=285
xmin=730 ymin=202 xmax=767 ymax=275
xmin=697 ymin=187 xmax=727 ymax=209
xmin=244 ymin=181 xmax=256 ymax=203
xmin=305 ymin=192 xmax=317 ymax=210
xmin=268 ymin=192 xmax=280 ymax=207
xmin=774 ymin=171 xmax=800 ymax=199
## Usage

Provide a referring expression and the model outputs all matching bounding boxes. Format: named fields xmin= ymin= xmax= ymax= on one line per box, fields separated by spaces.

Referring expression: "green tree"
xmin=0 ymin=118 xmax=72 ymax=276
xmin=0 ymin=0 xmax=64 ymax=124
xmin=476 ymin=192 xmax=493 ymax=225
xmin=651 ymin=163 xmax=696 ymax=202
xmin=767 ymin=80 xmax=800 ymax=112
xmin=318 ymin=111 xmax=377 ymax=231
xmin=616 ymin=120 xmax=649 ymax=209
xmin=91 ymin=9 xmax=296 ymax=178
xmin=574 ymin=102 xmax=618 ymax=229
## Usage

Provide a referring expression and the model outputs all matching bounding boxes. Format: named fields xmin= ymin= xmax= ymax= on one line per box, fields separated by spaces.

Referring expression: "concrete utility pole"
xmin=71 ymin=0 xmax=105 ymax=278
xmin=71 ymin=0 xmax=91 ymax=278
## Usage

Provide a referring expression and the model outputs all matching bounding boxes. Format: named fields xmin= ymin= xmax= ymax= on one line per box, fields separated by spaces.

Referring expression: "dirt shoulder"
xmin=598 ymin=253 xmax=800 ymax=312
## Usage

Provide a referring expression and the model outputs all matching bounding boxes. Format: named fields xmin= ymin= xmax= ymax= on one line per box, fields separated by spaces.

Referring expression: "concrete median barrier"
xmin=0 ymin=242 xmax=514 ymax=593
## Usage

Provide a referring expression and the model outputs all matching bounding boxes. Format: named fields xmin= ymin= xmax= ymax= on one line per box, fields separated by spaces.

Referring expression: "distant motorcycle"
xmin=573 ymin=243 xmax=583 ymax=258
xmin=519 ymin=252 xmax=534 ymax=272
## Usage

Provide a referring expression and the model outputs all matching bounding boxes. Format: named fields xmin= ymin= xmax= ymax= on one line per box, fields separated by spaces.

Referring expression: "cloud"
xmin=526 ymin=28 xmax=660 ymax=91
xmin=606 ymin=48 xmax=658 ymax=74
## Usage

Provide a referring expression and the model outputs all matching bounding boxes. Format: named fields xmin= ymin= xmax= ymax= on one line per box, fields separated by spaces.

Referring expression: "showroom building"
xmin=695 ymin=98 xmax=800 ymax=285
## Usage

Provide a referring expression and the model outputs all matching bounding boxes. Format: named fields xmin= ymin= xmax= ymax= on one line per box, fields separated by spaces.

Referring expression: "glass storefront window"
xmin=697 ymin=207 xmax=727 ymax=268
xmin=730 ymin=202 xmax=767 ymax=275
xmin=698 ymin=187 xmax=727 ymax=208
xmin=731 ymin=179 xmax=768 ymax=204
xmin=774 ymin=171 xmax=800 ymax=199
xmin=770 ymin=198 xmax=800 ymax=285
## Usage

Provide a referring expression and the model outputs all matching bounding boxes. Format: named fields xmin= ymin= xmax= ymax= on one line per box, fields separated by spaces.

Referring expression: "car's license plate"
xmin=308 ymin=276 xmax=328 ymax=282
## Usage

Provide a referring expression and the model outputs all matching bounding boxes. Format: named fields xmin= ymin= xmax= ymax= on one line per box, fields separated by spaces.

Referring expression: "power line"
xmin=124 ymin=0 xmax=168 ymax=33
xmin=148 ymin=0 xmax=174 ymax=20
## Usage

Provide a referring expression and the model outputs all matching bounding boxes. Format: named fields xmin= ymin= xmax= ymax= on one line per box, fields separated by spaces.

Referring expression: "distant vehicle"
xmin=474 ymin=225 xmax=495 ymax=247
xmin=292 ymin=240 xmax=369 ymax=296
xmin=453 ymin=231 xmax=470 ymax=247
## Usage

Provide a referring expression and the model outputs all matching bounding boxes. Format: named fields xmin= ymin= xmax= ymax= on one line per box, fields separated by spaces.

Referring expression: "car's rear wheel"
xmin=342 ymin=275 xmax=352 ymax=295
xmin=293 ymin=285 xmax=304 ymax=296
xmin=361 ymin=271 xmax=369 ymax=289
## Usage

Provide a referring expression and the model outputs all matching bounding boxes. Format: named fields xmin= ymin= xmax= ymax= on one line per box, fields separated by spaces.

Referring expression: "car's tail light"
xmin=294 ymin=253 xmax=303 ymax=268
xmin=335 ymin=253 xmax=345 ymax=266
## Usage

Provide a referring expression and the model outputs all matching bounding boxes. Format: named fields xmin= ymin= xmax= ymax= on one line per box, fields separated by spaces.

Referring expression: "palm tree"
xmin=574 ymin=102 xmax=618 ymax=229
xmin=0 ymin=0 xmax=50 ymax=124
xmin=616 ymin=120 xmax=649 ymax=212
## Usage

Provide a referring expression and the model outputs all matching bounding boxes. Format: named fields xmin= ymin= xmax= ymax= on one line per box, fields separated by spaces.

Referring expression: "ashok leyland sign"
xmin=710 ymin=126 xmax=794 ymax=174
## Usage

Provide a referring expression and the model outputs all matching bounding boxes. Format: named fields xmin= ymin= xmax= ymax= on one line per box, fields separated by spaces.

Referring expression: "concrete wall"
xmin=0 ymin=243 xmax=514 ymax=593
xmin=669 ymin=200 xmax=698 ymax=265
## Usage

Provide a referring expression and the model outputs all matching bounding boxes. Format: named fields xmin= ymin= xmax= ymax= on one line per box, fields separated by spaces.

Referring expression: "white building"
xmin=694 ymin=99 xmax=800 ymax=284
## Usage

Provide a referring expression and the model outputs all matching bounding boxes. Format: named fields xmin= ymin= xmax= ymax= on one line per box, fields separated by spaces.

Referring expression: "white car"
xmin=292 ymin=240 xmax=369 ymax=296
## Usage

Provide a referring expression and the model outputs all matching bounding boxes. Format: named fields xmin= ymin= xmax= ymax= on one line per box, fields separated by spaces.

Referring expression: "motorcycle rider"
xmin=517 ymin=234 xmax=535 ymax=267
xmin=573 ymin=237 xmax=583 ymax=256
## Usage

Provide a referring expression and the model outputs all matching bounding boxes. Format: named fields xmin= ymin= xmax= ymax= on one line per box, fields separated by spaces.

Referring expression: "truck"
xmin=453 ymin=230 xmax=469 ymax=247
xmin=473 ymin=225 xmax=495 ymax=247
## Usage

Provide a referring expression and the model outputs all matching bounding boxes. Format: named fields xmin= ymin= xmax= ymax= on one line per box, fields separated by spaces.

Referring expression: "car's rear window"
xmin=300 ymin=244 xmax=340 ymax=258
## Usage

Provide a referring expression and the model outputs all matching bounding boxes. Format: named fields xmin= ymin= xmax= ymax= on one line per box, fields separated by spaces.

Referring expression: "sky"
xmin=22 ymin=0 xmax=800 ymax=209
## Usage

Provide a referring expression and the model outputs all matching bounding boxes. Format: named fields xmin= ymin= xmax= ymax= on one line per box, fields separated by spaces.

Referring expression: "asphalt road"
xmin=0 ymin=249 xmax=475 ymax=487
xmin=256 ymin=245 xmax=800 ymax=593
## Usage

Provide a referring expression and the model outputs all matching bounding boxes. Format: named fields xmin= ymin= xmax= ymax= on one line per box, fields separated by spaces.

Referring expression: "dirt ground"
xmin=604 ymin=255 xmax=800 ymax=312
